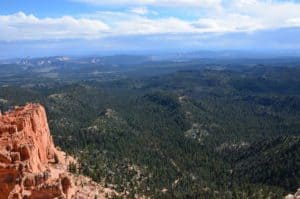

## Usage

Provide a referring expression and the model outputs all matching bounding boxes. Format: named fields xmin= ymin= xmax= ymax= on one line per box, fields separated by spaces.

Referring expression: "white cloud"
xmin=0 ymin=12 xmax=198 ymax=41
xmin=287 ymin=18 xmax=300 ymax=27
xmin=129 ymin=7 xmax=149 ymax=15
xmin=74 ymin=0 xmax=300 ymax=31
xmin=228 ymin=0 xmax=300 ymax=28
xmin=0 ymin=12 xmax=109 ymax=41
xmin=114 ymin=17 xmax=198 ymax=34
xmin=71 ymin=0 xmax=222 ymax=8
xmin=194 ymin=14 xmax=262 ymax=32
xmin=2 ymin=0 xmax=300 ymax=41
xmin=82 ymin=11 xmax=199 ymax=35
xmin=192 ymin=0 xmax=300 ymax=32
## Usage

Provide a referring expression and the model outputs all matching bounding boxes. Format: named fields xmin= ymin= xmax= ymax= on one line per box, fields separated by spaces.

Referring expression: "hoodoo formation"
xmin=0 ymin=104 xmax=112 ymax=199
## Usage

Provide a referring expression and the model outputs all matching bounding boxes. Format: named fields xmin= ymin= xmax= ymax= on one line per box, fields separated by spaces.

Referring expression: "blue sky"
xmin=1 ymin=0 xmax=300 ymax=58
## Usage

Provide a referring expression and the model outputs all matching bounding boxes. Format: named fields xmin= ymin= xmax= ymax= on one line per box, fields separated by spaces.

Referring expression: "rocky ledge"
xmin=0 ymin=103 xmax=114 ymax=199
xmin=286 ymin=189 xmax=300 ymax=199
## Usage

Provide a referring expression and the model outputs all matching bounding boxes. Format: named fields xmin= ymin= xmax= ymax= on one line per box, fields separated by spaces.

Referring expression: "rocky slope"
xmin=286 ymin=189 xmax=300 ymax=199
xmin=0 ymin=103 xmax=115 ymax=199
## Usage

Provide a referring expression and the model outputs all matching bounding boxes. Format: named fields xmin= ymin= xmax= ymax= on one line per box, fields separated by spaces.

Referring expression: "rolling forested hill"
xmin=0 ymin=57 xmax=299 ymax=198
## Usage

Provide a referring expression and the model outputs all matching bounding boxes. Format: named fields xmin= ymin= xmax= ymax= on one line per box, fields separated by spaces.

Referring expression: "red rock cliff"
xmin=0 ymin=103 xmax=71 ymax=199
xmin=0 ymin=104 xmax=115 ymax=199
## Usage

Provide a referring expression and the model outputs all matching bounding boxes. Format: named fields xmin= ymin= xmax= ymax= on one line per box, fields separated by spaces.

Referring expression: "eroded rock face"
xmin=286 ymin=189 xmax=300 ymax=199
xmin=0 ymin=104 xmax=71 ymax=199
xmin=0 ymin=103 xmax=117 ymax=199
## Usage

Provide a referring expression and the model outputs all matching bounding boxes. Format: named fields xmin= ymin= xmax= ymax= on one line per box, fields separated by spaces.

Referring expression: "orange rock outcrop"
xmin=0 ymin=104 xmax=114 ymax=199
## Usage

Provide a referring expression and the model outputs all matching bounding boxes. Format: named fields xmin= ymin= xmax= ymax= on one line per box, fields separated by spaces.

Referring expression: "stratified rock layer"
xmin=0 ymin=104 xmax=114 ymax=199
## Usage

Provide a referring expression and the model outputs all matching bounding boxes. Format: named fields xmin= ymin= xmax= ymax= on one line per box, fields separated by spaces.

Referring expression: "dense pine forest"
xmin=0 ymin=57 xmax=299 ymax=198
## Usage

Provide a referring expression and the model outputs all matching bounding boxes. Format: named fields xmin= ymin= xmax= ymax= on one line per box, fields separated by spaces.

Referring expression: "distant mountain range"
xmin=2 ymin=50 xmax=300 ymax=65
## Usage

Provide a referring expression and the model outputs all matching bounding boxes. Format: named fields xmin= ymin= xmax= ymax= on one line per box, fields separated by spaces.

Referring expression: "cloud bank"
xmin=0 ymin=12 xmax=109 ymax=41
xmin=71 ymin=0 xmax=221 ymax=8
xmin=1 ymin=0 xmax=300 ymax=58
xmin=1 ymin=0 xmax=300 ymax=41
